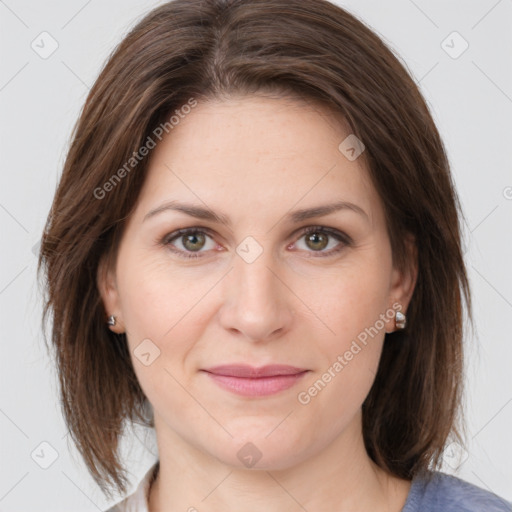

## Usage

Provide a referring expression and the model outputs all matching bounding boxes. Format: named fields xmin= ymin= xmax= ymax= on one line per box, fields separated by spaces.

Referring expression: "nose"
xmin=217 ymin=250 xmax=295 ymax=343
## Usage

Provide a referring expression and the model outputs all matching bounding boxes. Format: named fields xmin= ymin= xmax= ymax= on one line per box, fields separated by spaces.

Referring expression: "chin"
xmin=208 ymin=425 xmax=312 ymax=471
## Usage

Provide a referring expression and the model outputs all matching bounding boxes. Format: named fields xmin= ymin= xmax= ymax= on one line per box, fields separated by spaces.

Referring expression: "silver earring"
xmin=107 ymin=315 xmax=116 ymax=326
xmin=395 ymin=310 xmax=406 ymax=330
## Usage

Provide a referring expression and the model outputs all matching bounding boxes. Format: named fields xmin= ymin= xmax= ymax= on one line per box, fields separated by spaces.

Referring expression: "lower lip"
xmin=203 ymin=371 xmax=309 ymax=397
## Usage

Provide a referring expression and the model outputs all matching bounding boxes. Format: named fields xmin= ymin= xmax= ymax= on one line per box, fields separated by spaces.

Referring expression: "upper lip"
xmin=202 ymin=364 xmax=308 ymax=378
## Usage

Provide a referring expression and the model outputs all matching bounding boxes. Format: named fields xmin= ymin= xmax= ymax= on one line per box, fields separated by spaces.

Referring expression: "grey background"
xmin=1 ymin=0 xmax=511 ymax=510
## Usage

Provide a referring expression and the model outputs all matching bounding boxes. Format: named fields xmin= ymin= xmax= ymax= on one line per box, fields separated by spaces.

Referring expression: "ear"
xmin=97 ymin=254 xmax=124 ymax=334
xmin=386 ymin=233 xmax=418 ymax=333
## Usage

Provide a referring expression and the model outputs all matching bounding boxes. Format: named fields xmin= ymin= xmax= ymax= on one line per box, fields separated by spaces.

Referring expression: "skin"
xmin=98 ymin=94 xmax=418 ymax=511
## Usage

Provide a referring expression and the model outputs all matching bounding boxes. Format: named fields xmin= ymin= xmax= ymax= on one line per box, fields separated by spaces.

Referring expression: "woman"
xmin=38 ymin=0 xmax=512 ymax=511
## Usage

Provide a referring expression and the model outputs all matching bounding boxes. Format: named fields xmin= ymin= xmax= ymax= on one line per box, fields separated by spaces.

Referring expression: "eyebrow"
xmin=143 ymin=199 xmax=369 ymax=225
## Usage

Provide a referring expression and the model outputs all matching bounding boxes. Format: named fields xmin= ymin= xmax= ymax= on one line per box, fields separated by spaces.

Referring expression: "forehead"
xmin=134 ymin=95 xmax=379 ymax=226
xmin=154 ymin=94 xmax=353 ymax=162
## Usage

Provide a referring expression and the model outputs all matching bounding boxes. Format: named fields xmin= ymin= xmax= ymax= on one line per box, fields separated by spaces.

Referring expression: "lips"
xmin=200 ymin=364 xmax=309 ymax=397
xmin=202 ymin=364 xmax=308 ymax=378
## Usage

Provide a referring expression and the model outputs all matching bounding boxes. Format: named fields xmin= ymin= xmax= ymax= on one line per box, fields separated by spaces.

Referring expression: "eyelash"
xmin=160 ymin=226 xmax=353 ymax=260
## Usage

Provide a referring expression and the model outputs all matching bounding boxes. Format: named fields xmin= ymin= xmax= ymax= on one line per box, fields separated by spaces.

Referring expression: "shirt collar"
xmin=112 ymin=462 xmax=159 ymax=512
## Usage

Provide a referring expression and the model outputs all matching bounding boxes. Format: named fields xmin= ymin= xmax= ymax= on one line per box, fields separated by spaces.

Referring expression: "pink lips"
xmin=201 ymin=364 xmax=309 ymax=397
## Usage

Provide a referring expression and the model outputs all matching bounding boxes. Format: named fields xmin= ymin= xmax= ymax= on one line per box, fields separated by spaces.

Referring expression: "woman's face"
xmin=99 ymin=94 xmax=416 ymax=470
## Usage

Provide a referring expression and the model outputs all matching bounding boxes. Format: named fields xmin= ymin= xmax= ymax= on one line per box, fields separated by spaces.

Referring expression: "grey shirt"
xmin=402 ymin=470 xmax=511 ymax=511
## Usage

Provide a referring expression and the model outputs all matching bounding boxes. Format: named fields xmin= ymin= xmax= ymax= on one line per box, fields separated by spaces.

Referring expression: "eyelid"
xmin=161 ymin=226 xmax=217 ymax=246
xmin=291 ymin=225 xmax=352 ymax=242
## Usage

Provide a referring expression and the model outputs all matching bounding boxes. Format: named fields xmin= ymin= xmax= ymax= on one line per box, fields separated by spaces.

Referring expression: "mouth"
xmin=200 ymin=364 xmax=310 ymax=397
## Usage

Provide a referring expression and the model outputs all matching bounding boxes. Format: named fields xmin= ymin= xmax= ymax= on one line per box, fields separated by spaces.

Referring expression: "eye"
xmin=160 ymin=226 xmax=352 ymax=259
xmin=162 ymin=228 xmax=217 ymax=259
xmin=292 ymin=226 xmax=352 ymax=257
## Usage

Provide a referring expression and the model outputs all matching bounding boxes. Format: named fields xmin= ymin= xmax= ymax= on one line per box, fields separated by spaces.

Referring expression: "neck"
xmin=147 ymin=410 xmax=411 ymax=512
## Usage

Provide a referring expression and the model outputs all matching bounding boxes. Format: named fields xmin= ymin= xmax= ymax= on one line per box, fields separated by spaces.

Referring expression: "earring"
xmin=107 ymin=315 xmax=116 ymax=326
xmin=395 ymin=310 xmax=407 ymax=330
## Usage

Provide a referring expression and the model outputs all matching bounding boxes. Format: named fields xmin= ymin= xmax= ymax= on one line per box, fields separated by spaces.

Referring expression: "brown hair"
xmin=37 ymin=0 xmax=472 ymax=499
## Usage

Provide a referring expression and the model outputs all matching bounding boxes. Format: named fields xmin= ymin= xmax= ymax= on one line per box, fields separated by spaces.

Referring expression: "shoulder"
xmin=404 ymin=470 xmax=512 ymax=512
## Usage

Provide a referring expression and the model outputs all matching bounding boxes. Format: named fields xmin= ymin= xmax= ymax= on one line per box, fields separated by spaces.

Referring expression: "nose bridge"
xmin=237 ymin=252 xmax=278 ymax=306
xmin=219 ymin=243 xmax=293 ymax=341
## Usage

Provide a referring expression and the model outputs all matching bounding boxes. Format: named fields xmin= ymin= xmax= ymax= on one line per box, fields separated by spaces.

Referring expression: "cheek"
xmin=116 ymin=248 xmax=213 ymax=341
xmin=301 ymin=254 xmax=392 ymax=350
xmin=115 ymin=255 xmax=211 ymax=415
xmin=295 ymin=271 xmax=389 ymax=430
xmin=114 ymin=250 xmax=221 ymax=402
xmin=293 ymin=252 xmax=391 ymax=409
